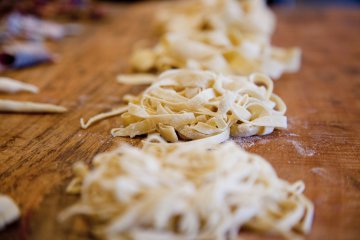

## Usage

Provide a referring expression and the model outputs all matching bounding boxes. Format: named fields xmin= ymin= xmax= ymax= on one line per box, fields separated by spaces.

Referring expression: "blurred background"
xmin=0 ymin=0 xmax=358 ymax=71
xmin=268 ymin=0 xmax=360 ymax=5
xmin=0 ymin=0 xmax=359 ymax=18
xmin=1 ymin=0 xmax=360 ymax=16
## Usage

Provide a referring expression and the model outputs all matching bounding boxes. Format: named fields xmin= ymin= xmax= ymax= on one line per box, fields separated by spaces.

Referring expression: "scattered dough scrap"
xmin=0 ymin=77 xmax=39 ymax=93
xmin=117 ymin=74 xmax=157 ymax=85
xmin=0 ymin=195 xmax=20 ymax=230
xmin=61 ymin=136 xmax=314 ymax=240
xmin=0 ymin=99 xmax=67 ymax=113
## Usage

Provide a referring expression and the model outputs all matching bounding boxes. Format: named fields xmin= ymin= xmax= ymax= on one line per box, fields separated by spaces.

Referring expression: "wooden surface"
xmin=1 ymin=2 xmax=360 ymax=240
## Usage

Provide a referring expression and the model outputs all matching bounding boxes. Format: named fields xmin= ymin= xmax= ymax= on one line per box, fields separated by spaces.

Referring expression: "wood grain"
xmin=0 ymin=2 xmax=359 ymax=240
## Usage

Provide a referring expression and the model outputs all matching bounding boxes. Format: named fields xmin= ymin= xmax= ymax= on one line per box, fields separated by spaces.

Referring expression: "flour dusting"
xmin=234 ymin=136 xmax=270 ymax=149
xmin=311 ymin=167 xmax=336 ymax=184
xmin=288 ymin=140 xmax=316 ymax=157
xmin=78 ymin=95 xmax=88 ymax=105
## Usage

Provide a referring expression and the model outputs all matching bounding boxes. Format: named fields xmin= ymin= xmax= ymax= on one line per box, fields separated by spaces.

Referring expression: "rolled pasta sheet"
xmin=131 ymin=31 xmax=301 ymax=80
xmin=0 ymin=99 xmax=67 ymax=113
xmin=0 ymin=77 xmax=39 ymax=93
xmin=61 ymin=137 xmax=314 ymax=240
xmin=82 ymin=69 xmax=287 ymax=143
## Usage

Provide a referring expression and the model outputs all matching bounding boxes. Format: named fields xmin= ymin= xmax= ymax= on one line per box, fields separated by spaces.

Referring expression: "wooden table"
xmin=0 ymin=2 xmax=359 ymax=240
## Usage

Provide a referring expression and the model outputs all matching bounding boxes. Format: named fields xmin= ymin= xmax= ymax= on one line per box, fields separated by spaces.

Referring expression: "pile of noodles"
xmin=82 ymin=69 xmax=287 ymax=144
xmin=128 ymin=0 xmax=300 ymax=79
xmin=62 ymin=136 xmax=314 ymax=240
xmin=130 ymin=32 xmax=300 ymax=80
xmin=156 ymin=0 xmax=276 ymax=38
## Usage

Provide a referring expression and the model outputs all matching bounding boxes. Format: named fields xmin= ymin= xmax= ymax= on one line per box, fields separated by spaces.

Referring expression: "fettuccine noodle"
xmin=81 ymin=69 xmax=287 ymax=143
xmin=61 ymin=136 xmax=314 ymax=240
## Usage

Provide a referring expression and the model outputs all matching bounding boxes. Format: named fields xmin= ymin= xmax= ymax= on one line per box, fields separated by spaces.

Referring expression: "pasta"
xmin=82 ymin=69 xmax=287 ymax=143
xmin=0 ymin=99 xmax=67 ymax=113
xmin=127 ymin=0 xmax=300 ymax=80
xmin=0 ymin=77 xmax=39 ymax=93
xmin=156 ymin=0 xmax=276 ymax=38
xmin=130 ymin=31 xmax=301 ymax=80
xmin=0 ymin=195 xmax=20 ymax=230
xmin=61 ymin=136 xmax=314 ymax=240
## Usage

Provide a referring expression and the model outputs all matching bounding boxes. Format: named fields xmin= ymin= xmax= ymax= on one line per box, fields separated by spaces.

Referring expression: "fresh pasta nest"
xmin=62 ymin=137 xmax=314 ymax=240
xmin=128 ymin=0 xmax=300 ymax=79
xmin=130 ymin=31 xmax=301 ymax=80
xmin=82 ymin=69 xmax=287 ymax=143
xmin=156 ymin=0 xmax=276 ymax=37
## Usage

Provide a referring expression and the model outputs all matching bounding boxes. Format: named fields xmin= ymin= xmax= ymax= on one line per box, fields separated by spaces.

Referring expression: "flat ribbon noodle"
xmin=81 ymin=69 xmax=287 ymax=143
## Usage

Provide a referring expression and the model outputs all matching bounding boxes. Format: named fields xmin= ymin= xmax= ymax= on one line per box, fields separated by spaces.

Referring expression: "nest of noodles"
xmin=62 ymin=135 xmax=314 ymax=240
xmin=83 ymin=69 xmax=287 ymax=144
